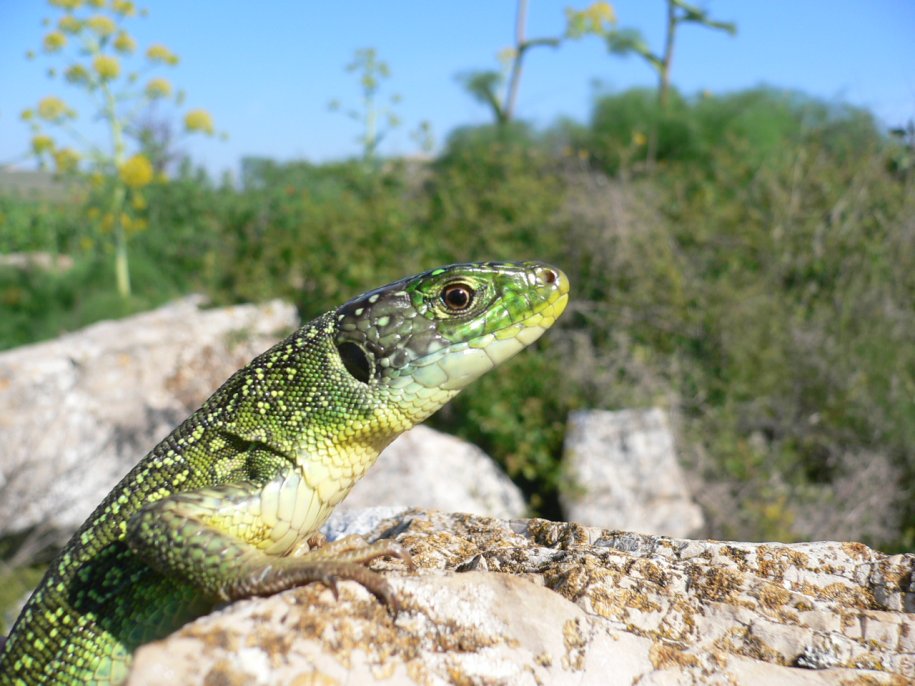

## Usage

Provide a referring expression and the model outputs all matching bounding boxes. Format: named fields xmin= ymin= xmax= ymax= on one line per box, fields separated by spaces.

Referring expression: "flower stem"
xmin=102 ymin=77 xmax=131 ymax=298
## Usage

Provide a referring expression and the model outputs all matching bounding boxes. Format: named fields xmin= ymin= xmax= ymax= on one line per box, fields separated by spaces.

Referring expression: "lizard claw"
xmin=388 ymin=544 xmax=416 ymax=572
xmin=321 ymin=574 xmax=340 ymax=600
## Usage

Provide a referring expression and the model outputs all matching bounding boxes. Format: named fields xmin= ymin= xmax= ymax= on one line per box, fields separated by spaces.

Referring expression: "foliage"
xmin=0 ymin=254 xmax=179 ymax=350
xmin=2 ymin=87 xmax=912 ymax=551
xmin=560 ymin=88 xmax=913 ymax=547
xmin=582 ymin=87 xmax=885 ymax=175
xmin=426 ymin=123 xmax=566 ymax=262
xmin=0 ymin=193 xmax=88 ymax=255
xmin=0 ymin=565 xmax=45 ymax=635
xmin=457 ymin=70 xmax=509 ymax=125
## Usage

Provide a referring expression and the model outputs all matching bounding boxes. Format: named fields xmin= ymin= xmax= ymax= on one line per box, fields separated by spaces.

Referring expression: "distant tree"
xmin=458 ymin=70 xmax=510 ymax=126
xmin=240 ymin=156 xmax=276 ymax=190
xmin=888 ymin=120 xmax=915 ymax=179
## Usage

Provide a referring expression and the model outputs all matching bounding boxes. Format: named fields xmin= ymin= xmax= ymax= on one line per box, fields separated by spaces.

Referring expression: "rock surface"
xmin=0 ymin=252 xmax=74 ymax=271
xmin=129 ymin=508 xmax=914 ymax=685
xmin=561 ymin=408 xmax=704 ymax=537
xmin=343 ymin=425 xmax=526 ymax=519
xmin=0 ymin=296 xmax=298 ymax=550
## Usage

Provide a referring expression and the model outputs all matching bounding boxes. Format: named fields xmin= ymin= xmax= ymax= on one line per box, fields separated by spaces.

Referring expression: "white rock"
xmin=343 ymin=425 xmax=526 ymax=519
xmin=129 ymin=509 xmax=915 ymax=685
xmin=560 ymin=408 xmax=704 ymax=537
xmin=0 ymin=296 xmax=298 ymax=547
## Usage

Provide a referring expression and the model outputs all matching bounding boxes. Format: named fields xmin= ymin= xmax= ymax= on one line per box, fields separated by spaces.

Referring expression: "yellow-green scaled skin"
xmin=0 ymin=261 xmax=569 ymax=685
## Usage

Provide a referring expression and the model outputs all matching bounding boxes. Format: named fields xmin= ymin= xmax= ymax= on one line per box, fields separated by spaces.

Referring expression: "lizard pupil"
xmin=441 ymin=283 xmax=473 ymax=311
xmin=336 ymin=341 xmax=372 ymax=383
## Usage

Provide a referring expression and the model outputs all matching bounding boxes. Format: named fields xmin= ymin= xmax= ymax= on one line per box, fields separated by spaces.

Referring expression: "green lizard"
xmin=0 ymin=260 xmax=569 ymax=685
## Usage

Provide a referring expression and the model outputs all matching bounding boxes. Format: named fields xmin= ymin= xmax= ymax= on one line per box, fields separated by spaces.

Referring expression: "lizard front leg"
xmin=125 ymin=475 xmax=409 ymax=608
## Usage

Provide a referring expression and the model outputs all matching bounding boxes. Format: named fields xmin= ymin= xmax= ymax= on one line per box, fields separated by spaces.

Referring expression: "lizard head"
xmin=333 ymin=261 xmax=569 ymax=422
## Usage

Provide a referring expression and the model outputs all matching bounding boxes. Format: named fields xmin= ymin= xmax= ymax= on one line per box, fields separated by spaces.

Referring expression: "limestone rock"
xmin=0 ymin=296 xmax=298 ymax=550
xmin=129 ymin=509 xmax=914 ymax=685
xmin=0 ymin=252 xmax=74 ymax=271
xmin=343 ymin=425 xmax=526 ymax=519
xmin=560 ymin=408 xmax=704 ymax=537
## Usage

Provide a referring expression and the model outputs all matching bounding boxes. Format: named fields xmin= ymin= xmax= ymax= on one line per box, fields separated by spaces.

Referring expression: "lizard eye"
xmin=441 ymin=283 xmax=474 ymax=312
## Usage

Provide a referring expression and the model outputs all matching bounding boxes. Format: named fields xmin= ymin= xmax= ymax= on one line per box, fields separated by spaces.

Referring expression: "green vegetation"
xmin=2 ymin=86 xmax=913 ymax=553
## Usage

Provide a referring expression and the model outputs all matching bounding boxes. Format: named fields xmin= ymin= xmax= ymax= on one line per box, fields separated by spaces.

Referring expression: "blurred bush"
xmin=582 ymin=86 xmax=886 ymax=175
xmin=561 ymin=88 xmax=914 ymax=548
xmin=1 ymin=87 xmax=912 ymax=549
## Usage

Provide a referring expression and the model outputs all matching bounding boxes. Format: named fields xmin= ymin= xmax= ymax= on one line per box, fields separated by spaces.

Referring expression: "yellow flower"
xmin=585 ymin=1 xmax=616 ymax=24
xmin=58 ymin=15 xmax=82 ymax=33
xmin=31 ymin=135 xmax=56 ymax=155
xmin=566 ymin=1 xmax=616 ymax=38
xmin=88 ymin=0 xmax=105 ymax=7
xmin=21 ymin=108 xmax=34 ymax=121
xmin=49 ymin=0 xmax=84 ymax=10
xmin=131 ymin=217 xmax=148 ymax=232
xmin=497 ymin=47 xmax=516 ymax=66
xmin=144 ymin=77 xmax=172 ymax=99
xmin=89 ymin=172 xmax=105 ymax=188
xmin=93 ymin=54 xmax=120 ymax=80
xmin=43 ymin=31 xmax=67 ymax=52
xmin=146 ymin=43 xmax=179 ymax=66
xmin=112 ymin=0 xmax=137 ymax=16
xmin=131 ymin=192 xmax=147 ymax=210
xmin=65 ymin=64 xmax=90 ymax=84
xmin=119 ymin=154 xmax=154 ymax=188
xmin=184 ymin=109 xmax=214 ymax=135
xmin=53 ymin=148 xmax=80 ymax=173
xmin=37 ymin=96 xmax=73 ymax=121
xmin=87 ymin=207 xmax=101 ymax=220
xmin=120 ymin=212 xmax=132 ymax=230
xmin=113 ymin=32 xmax=136 ymax=53
xmin=632 ymin=131 xmax=648 ymax=147
xmin=86 ymin=15 xmax=115 ymax=37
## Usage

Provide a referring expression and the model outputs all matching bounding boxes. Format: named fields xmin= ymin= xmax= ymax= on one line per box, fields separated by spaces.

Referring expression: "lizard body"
xmin=0 ymin=261 xmax=569 ymax=685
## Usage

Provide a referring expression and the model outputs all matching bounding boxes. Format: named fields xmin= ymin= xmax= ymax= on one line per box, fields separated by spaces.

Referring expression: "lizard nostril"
xmin=540 ymin=268 xmax=557 ymax=285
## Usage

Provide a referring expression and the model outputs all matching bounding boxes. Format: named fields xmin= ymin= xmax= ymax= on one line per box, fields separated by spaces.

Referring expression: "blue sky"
xmin=1 ymin=1 xmax=913 ymax=176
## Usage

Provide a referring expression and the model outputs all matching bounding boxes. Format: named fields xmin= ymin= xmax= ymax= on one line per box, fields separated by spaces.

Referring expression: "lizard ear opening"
xmin=336 ymin=341 xmax=373 ymax=384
